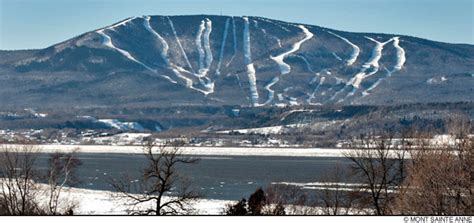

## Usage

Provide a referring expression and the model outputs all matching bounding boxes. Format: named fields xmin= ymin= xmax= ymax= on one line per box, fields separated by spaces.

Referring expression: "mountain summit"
xmin=1 ymin=15 xmax=473 ymax=109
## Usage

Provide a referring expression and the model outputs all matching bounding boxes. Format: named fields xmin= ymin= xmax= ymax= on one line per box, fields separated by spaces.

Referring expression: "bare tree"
xmin=0 ymin=145 xmax=83 ymax=215
xmin=317 ymin=165 xmax=364 ymax=215
xmin=0 ymin=145 xmax=42 ymax=215
xmin=45 ymin=149 xmax=82 ymax=215
xmin=110 ymin=139 xmax=201 ymax=215
xmin=344 ymin=132 xmax=408 ymax=215
xmin=395 ymin=133 xmax=473 ymax=215
xmin=264 ymin=184 xmax=313 ymax=215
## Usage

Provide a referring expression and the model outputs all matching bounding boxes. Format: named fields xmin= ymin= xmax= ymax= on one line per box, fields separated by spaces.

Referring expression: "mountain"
xmin=0 ymin=15 xmax=473 ymax=109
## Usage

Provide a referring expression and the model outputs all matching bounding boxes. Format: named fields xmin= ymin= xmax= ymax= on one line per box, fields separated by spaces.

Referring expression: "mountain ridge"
xmin=0 ymin=15 xmax=472 ymax=109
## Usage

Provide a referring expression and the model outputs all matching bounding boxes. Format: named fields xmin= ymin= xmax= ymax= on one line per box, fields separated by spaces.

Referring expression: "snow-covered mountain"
xmin=0 ymin=15 xmax=473 ymax=109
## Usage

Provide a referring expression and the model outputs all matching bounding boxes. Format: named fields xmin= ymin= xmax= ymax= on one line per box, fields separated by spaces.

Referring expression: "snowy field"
xmin=66 ymin=187 xmax=231 ymax=215
xmin=0 ymin=181 xmax=232 ymax=215
xmin=1 ymin=144 xmax=408 ymax=158
xmin=65 ymin=186 xmax=371 ymax=215
xmin=2 ymin=182 xmax=371 ymax=215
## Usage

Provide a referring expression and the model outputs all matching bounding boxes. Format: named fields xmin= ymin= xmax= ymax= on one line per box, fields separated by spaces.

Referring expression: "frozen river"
xmin=33 ymin=152 xmax=354 ymax=200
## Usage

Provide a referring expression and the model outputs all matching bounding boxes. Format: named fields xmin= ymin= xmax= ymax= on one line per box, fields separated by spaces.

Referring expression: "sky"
xmin=0 ymin=0 xmax=473 ymax=50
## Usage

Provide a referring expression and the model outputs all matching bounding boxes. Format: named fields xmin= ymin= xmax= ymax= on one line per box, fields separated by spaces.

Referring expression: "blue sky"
xmin=0 ymin=0 xmax=472 ymax=50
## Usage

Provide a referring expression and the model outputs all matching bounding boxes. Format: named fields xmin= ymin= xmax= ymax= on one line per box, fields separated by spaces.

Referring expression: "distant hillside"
xmin=0 ymin=15 xmax=473 ymax=109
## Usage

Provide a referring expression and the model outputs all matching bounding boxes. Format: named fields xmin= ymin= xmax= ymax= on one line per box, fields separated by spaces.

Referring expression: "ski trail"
xmin=253 ymin=20 xmax=259 ymax=29
xmin=277 ymin=93 xmax=284 ymax=101
xmin=358 ymin=37 xmax=405 ymax=98
xmin=392 ymin=37 xmax=406 ymax=71
xmin=167 ymin=16 xmax=195 ymax=73
xmin=170 ymin=68 xmax=192 ymax=87
xmin=344 ymin=87 xmax=357 ymax=99
xmin=329 ymin=79 xmax=352 ymax=101
xmin=203 ymin=18 xmax=213 ymax=70
xmin=332 ymin=52 xmax=343 ymax=61
xmin=96 ymin=29 xmax=155 ymax=72
xmin=144 ymin=16 xmax=215 ymax=93
xmin=243 ymin=17 xmax=253 ymax=65
xmin=360 ymin=37 xmax=406 ymax=97
xmin=274 ymin=36 xmax=282 ymax=48
xmin=255 ymin=17 xmax=291 ymax=32
xmin=264 ymin=25 xmax=313 ymax=104
xmin=246 ymin=64 xmax=259 ymax=106
xmin=361 ymin=68 xmax=392 ymax=96
xmin=270 ymin=25 xmax=314 ymax=75
xmin=235 ymin=73 xmax=250 ymax=102
xmin=347 ymin=67 xmax=380 ymax=89
xmin=327 ymin=31 xmax=360 ymax=66
xmin=170 ymin=68 xmax=213 ymax=95
xmin=263 ymin=77 xmax=279 ymax=105
xmin=196 ymin=20 xmax=206 ymax=74
xmin=253 ymin=19 xmax=282 ymax=48
xmin=307 ymin=75 xmax=326 ymax=105
xmin=243 ymin=17 xmax=260 ymax=106
xmin=330 ymin=37 xmax=393 ymax=103
xmin=98 ymin=27 xmax=179 ymax=84
xmin=232 ymin=17 xmax=237 ymax=54
xmin=226 ymin=17 xmax=238 ymax=67
xmin=194 ymin=18 xmax=213 ymax=82
xmin=107 ymin=17 xmax=137 ymax=30
xmin=362 ymin=37 xmax=391 ymax=69
xmin=173 ymin=64 xmax=213 ymax=94
xmin=142 ymin=16 xmax=178 ymax=83
xmin=294 ymin=55 xmax=315 ymax=73
xmin=216 ymin=18 xmax=230 ymax=75
xmin=143 ymin=16 xmax=169 ymax=65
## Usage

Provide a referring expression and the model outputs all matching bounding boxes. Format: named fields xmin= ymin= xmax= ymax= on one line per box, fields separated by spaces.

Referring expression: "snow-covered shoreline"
xmin=1 ymin=144 xmax=411 ymax=158
xmin=0 ymin=180 xmax=231 ymax=215
xmin=4 ymin=144 xmax=345 ymax=157
xmin=67 ymin=187 xmax=231 ymax=215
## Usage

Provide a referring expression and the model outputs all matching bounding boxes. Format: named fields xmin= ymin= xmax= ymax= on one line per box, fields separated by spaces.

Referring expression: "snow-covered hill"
xmin=1 ymin=15 xmax=473 ymax=109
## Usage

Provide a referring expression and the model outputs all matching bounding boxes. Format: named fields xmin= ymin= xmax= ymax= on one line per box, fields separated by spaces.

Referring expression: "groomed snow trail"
xmin=270 ymin=25 xmax=314 ymax=75
xmin=307 ymin=75 xmax=326 ymax=105
xmin=265 ymin=25 xmax=314 ymax=104
xmin=327 ymin=31 xmax=360 ymax=66
xmin=98 ymin=17 xmax=179 ymax=84
xmin=164 ymin=17 xmax=217 ymax=95
xmin=255 ymin=17 xmax=291 ymax=32
xmin=107 ymin=17 xmax=137 ymax=30
xmin=225 ymin=17 xmax=238 ymax=67
xmin=142 ymin=16 xmax=177 ymax=83
xmin=243 ymin=17 xmax=260 ymax=106
xmin=203 ymin=19 xmax=214 ymax=71
xmin=192 ymin=18 xmax=215 ymax=93
xmin=295 ymin=55 xmax=315 ymax=73
xmin=253 ymin=19 xmax=282 ymax=48
xmin=196 ymin=20 xmax=206 ymax=74
xmin=96 ymin=30 xmax=155 ymax=73
xmin=392 ymin=37 xmax=406 ymax=71
xmin=215 ymin=18 xmax=230 ymax=75
xmin=361 ymin=67 xmax=392 ymax=96
xmin=194 ymin=19 xmax=214 ymax=78
xmin=330 ymin=37 xmax=393 ymax=102
xmin=144 ymin=16 xmax=216 ymax=94
xmin=360 ymin=37 xmax=406 ymax=97
xmin=362 ymin=37 xmax=391 ymax=69
xmin=143 ymin=16 xmax=169 ymax=65
xmin=167 ymin=16 xmax=195 ymax=73
xmin=263 ymin=77 xmax=279 ymax=105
